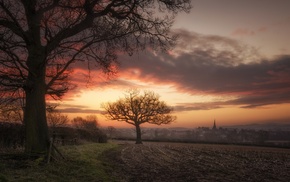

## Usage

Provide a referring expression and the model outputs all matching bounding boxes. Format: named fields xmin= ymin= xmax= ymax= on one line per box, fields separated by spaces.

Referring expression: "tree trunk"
xmin=135 ymin=124 xmax=143 ymax=144
xmin=24 ymin=52 xmax=49 ymax=155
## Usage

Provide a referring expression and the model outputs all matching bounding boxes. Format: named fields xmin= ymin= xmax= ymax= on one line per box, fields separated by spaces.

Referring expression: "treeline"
xmin=108 ymin=127 xmax=290 ymax=148
xmin=0 ymin=115 xmax=107 ymax=150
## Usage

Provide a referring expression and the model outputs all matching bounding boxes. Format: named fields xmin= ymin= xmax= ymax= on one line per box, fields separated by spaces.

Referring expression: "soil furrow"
xmin=106 ymin=142 xmax=290 ymax=182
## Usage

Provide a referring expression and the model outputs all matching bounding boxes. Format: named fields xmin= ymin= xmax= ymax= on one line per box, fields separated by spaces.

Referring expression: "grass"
xmin=0 ymin=143 xmax=119 ymax=182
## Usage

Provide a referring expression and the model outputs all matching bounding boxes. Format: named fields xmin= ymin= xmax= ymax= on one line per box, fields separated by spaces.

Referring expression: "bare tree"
xmin=103 ymin=90 xmax=176 ymax=144
xmin=0 ymin=89 xmax=25 ymax=123
xmin=47 ymin=110 xmax=68 ymax=128
xmin=71 ymin=115 xmax=99 ymax=130
xmin=0 ymin=0 xmax=190 ymax=154
xmin=0 ymin=104 xmax=23 ymax=123
xmin=106 ymin=126 xmax=116 ymax=139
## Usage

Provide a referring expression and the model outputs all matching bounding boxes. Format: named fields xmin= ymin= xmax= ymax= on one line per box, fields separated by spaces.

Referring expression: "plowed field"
xmin=105 ymin=142 xmax=290 ymax=182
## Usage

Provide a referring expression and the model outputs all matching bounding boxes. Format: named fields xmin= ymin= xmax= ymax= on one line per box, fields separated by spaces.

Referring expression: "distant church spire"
xmin=212 ymin=119 xmax=217 ymax=130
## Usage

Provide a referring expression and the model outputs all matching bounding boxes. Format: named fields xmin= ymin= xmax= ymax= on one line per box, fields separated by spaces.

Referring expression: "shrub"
xmin=49 ymin=126 xmax=107 ymax=145
xmin=0 ymin=122 xmax=25 ymax=149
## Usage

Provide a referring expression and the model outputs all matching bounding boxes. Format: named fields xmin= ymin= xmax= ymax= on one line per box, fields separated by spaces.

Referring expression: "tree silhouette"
xmin=0 ymin=0 xmax=190 ymax=154
xmin=71 ymin=115 xmax=99 ymax=130
xmin=47 ymin=110 xmax=68 ymax=128
xmin=103 ymin=90 xmax=176 ymax=144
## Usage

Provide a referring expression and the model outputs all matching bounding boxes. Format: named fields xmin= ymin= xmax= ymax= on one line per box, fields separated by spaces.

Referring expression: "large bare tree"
xmin=0 ymin=0 xmax=190 ymax=154
xmin=103 ymin=90 xmax=176 ymax=144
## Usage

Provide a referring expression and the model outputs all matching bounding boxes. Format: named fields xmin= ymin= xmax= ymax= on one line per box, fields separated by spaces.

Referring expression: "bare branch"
xmin=103 ymin=90 xmax=176 ymax=126
xmin=0 ymin=0 xmax=191 ymax=102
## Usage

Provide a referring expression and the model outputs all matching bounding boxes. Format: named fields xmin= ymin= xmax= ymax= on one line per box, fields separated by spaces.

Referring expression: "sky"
xmin=54 ymin=0 xmax=290 ymax=128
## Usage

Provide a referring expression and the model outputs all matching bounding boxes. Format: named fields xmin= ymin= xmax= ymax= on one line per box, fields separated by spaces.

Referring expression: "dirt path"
xmin=105 ymin=142 xmax=290 ymax=182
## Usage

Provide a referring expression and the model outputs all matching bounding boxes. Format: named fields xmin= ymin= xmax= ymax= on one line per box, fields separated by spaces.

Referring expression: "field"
xmin=1 ymin=142 xmax=290 ymax=181
xmin=106 ymin=141 xmax=290 ymax=182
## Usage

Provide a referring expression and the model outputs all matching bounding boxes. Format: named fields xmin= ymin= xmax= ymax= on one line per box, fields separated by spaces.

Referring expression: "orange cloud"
xmin=232 ymin=28 xmax=255 ymax=36
xmin=231 ymin=27 xmax=267 ymax=37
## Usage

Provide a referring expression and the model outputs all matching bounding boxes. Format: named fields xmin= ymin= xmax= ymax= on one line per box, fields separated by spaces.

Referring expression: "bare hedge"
xmin=0 ymin=122 xmax=107 ymax=150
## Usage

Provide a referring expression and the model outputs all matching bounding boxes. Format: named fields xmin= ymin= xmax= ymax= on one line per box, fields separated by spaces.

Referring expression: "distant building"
xmin=212 ymin=119 xmax=217 ymax=130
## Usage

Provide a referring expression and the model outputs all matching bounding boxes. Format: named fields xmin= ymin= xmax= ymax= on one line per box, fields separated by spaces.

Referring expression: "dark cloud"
xmin=227 ymin=91 xmax=290 ymax=108
xmin=173 ymin=103 xmax=223 ymax=112
xmin=54 ymin=104 xmax=104 ymax=114
xmin=67 ymin=30 xmax=290 ymax=110
xmin=174 ymin=89 xmax=290 ymax=111
xmin=58 ymin=107 xmax=104 ymax=114
xmin=116 ymin=30 xmax=290 ymax=109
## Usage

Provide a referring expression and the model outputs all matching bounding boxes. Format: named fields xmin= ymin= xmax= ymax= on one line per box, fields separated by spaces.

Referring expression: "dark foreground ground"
xmin=105 ymin=142 xmax=290 ymax=182
xmin=1 ymin=142 xmax=290 ymax=181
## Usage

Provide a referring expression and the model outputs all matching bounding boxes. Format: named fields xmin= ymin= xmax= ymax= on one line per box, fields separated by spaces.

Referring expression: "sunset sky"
xmin=54 ymin=0 xmax=290 ymax=128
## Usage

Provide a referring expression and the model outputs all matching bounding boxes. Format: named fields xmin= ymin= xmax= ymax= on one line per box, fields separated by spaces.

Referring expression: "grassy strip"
xmin=0 ymin=143 xmax=119 ymax=182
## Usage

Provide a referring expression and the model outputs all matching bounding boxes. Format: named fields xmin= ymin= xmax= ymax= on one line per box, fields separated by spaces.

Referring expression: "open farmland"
xmin=106 ymin=142 xmax=290 ymax=182
xmin=1 ymin=142 xmax=290 ymax=181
